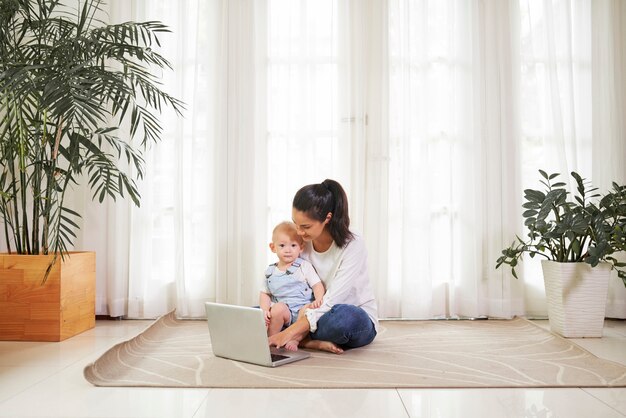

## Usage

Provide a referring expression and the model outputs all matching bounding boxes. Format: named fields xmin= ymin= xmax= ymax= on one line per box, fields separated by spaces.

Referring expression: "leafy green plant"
xmin=496 ymin=170 xmax=626 ymax=286
xmin=0 ymin=0 xmax=183 ymax=269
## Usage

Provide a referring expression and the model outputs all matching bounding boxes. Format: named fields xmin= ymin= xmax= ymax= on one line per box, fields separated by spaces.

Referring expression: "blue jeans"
xmin=309 ymin=304 xmax=377 ymax=349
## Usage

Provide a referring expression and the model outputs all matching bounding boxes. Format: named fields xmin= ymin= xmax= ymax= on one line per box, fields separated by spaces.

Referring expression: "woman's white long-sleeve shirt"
xmin=301 ymin=232 xmax=379 ymax=332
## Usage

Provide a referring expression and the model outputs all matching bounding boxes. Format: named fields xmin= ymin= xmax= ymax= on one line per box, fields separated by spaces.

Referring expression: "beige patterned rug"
xmin=83 ymin=311 xmax=626 ymax=388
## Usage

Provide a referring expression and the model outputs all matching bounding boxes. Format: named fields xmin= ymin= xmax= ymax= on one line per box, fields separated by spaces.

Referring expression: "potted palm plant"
xmin=496 ymin=170 xmax=626 ymax=338
xmin=0 ymin=0 xmax=183 ymax=341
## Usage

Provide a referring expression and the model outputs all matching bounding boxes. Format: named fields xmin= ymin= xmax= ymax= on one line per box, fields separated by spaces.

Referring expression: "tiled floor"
xmin=0 ymin=318 xmax=625 ymax=418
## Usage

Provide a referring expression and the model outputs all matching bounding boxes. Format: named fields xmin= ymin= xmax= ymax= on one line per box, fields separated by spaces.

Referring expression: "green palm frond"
xmin=0 ymin=0 xmax=184 ymax=272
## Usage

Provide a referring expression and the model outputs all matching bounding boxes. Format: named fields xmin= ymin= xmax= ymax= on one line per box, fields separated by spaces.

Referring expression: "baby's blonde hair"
xmin=272 ymin=221 xmax=303 ymax=246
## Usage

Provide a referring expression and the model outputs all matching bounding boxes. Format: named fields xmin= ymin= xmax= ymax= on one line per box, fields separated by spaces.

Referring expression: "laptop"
xmin=205 ymin=302 xmax=311 ymax=367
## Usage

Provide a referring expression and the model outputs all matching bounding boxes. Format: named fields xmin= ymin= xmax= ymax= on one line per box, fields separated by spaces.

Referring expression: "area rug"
xmin=83 ymin=311 xmax=626 ymax=388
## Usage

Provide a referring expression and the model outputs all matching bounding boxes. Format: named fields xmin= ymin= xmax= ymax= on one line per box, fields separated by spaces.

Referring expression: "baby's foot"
xmin=284 ymin=340 xmax=299 ymax=351
xmin=304 ymin=339 xmax=344 ymax=354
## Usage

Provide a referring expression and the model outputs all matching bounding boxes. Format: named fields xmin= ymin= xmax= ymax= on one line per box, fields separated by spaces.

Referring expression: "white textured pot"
xmin=541 ymin=260 xmax=611 ymax=338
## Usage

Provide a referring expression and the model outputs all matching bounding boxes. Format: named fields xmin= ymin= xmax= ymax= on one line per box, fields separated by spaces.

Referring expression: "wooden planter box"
xmin=0 ymin=252 xmax=95 ymax=341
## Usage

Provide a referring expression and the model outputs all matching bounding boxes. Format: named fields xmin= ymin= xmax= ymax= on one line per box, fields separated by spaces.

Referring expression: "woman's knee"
xmin=313 ymin=304 xmax=376 ymax=348
xmin=331 ymin=304 xmax=371 ymax=328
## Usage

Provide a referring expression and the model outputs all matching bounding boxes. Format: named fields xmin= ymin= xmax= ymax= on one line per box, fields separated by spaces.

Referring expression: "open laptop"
xmin=205 ymin=302 xmax=310 ymax=367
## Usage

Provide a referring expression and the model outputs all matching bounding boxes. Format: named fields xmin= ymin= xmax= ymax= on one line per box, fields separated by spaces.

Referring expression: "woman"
xmin=268 ymin=179 xmax=378 ymax=354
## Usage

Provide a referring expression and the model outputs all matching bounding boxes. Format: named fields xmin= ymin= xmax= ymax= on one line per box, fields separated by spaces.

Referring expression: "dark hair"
xmin=292 ymin=179 xmax=354 ymax=247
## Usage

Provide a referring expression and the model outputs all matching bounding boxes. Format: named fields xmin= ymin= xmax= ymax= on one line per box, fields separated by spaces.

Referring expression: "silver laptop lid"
xmin=205 ymin=302 xmax=310 ymax=367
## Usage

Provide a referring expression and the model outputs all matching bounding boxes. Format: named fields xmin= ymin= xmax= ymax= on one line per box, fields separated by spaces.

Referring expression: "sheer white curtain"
xmin=383 ymin=0 xmax=523 ymax=319
xmin=592 ymin=0 xmax=626 ymax=318
xmin=126 ymin=0 xmax=269 ymax=318
xmin=65 ymin=0 xmax=626 ymax=320
xmin=517 ymin=0 xmax=626 ymax=318
xmin=83 ymin=0 xmax=268 ymax=318
xmin=516 ymin=0 xmax=592 ymax=317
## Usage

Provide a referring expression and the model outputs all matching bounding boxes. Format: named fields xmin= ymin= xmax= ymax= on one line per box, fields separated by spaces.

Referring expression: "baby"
xmin=259 ymin=221 xmax=324 ymax=351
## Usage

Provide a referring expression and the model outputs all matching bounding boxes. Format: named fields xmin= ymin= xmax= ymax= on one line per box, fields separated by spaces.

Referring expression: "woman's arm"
xmin=267 ymin=315 xmax=310 ymax=348
xmin=305 ymin=236 xmax=369 ymax=328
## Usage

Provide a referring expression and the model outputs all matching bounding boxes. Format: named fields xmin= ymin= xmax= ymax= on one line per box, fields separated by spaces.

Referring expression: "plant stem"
xmin=3 ymin=216 xmax=12 ymax=254
xmin=31 ymin=111 xmax=44 ymax=254
xmin=41 ymin=116 xmax=63 ymax=254
xmin=550 ymin=203 xmax=565 ymax=261
xmin=17 ymin=105 xmax=31 ymax=254
xmin=577 ymin=235 xmax=588 ymax=261
xmin=525 ymin=250 xmax=552 ymax=260
xmin=0 ymin=107 xmax=13 ymax=253
xmin=7 ymin=99 xmax=22 ymax=253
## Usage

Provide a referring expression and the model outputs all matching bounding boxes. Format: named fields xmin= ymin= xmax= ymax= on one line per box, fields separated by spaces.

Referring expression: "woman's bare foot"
xmin=301 ymin=338 xmax=344 ymax=354
xmin=284 ymin=340 xmax=299 ymax=351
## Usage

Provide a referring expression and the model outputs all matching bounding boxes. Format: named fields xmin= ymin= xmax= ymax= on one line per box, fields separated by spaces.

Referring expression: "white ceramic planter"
xmin=541 ymin=260 xmax=611 ymax=338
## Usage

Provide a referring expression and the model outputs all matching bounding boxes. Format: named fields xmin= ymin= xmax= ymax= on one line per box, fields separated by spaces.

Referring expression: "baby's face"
xmin=272 ymin=232 xmax=302 ymax=265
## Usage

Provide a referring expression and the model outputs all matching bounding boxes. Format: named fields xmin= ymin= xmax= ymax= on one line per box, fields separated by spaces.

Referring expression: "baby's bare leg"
xmin=282 ymin=308 xmax=301 ymax=351
xmin=268 ymin=303 xmax=291 ymax=336
xmin=279 ymin=307 xmax=309 ymax=351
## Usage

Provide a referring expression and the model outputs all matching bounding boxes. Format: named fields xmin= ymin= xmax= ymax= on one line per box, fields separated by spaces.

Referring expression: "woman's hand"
xmin=268 ymin=316 xmax=310 ymax=348
xmin=268 ymin=328 xmax=293 ymax=348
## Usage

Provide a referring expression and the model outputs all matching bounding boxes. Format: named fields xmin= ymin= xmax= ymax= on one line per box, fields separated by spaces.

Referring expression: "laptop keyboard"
xmin=271 ymin=353 xmax=289 ymax=362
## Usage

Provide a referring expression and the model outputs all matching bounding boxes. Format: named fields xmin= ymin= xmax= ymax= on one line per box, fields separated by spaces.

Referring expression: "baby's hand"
xmin=263 ymin=310 xmax=271 ymax=327
xmin=310 ymin=299 xmax=323 ymax=309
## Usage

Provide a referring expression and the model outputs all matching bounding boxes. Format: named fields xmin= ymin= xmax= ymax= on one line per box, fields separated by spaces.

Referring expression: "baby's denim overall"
xmin=264 ymin=258 xmax=314 ymax=325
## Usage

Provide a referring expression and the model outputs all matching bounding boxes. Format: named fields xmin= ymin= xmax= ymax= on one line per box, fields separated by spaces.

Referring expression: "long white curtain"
xmin=384 ymin=0 xmax=524 ymax=319
xmin=592 ymin=0 xmax=626 ymax=318
xmin=63 ymin=0 xmax=626 ymax=319
xmin=83 ymin=0 xmax=269 ymax=318
xmin=517 ymin=0 xmax=593 ymax=316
